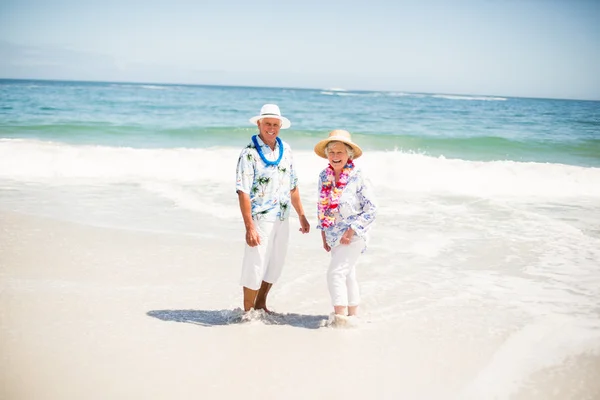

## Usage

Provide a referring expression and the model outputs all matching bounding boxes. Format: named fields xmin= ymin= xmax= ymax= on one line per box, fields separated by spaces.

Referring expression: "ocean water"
xmin=1 ymin=79 xmax=600 ymax=396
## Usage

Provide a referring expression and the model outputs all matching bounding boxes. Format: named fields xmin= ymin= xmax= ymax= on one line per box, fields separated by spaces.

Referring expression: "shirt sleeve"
xmin=288 ymin=147 xmax=298 ymax=191
xmin=316 ymin=172 xmax=324 ymax=230
xmin=349 ymin=171 xmax=377 ymax=237
xmin=235 ymin=148 xmax=254 ymax=194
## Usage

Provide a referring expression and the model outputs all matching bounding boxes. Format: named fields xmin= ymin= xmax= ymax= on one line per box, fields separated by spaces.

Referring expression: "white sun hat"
xmin=249 ymin=104 xmax=291 ymax=129
xmin=314 ymin=129 xmax=363 ymax=159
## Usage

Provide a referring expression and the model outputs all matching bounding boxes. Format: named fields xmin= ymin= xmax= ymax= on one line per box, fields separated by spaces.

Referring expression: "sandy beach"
xmin=1 ymin=210 xmax=599 ymax=400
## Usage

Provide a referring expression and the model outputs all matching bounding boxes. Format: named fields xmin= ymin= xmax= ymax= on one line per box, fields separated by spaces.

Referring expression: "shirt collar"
xmin=255 ymin=135 xmax=280 ymax=150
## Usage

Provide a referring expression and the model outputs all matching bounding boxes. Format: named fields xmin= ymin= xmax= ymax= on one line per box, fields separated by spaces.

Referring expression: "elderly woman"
xmin=314 ymin=129 xmax=377 ymax=323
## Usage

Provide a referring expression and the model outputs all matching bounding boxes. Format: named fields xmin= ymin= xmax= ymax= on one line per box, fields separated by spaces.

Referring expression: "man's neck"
xmin=258 ymin=133 xmax=278 ymax=150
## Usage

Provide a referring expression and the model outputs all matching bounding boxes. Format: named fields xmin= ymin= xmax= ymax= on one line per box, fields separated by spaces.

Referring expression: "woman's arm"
xmin=348 ymin=172 xmax=377 ymax=237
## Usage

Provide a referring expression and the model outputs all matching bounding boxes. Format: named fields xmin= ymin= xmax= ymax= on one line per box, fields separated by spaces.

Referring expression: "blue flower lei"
xmin=252 ymin=135 xmax=284 ymax=167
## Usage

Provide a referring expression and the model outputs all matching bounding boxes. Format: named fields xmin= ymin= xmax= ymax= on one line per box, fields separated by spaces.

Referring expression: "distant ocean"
xmin=1 ymin=79 xmax=600 ymax=395
xmin=1 ymin=79 xmax=599 ymax=165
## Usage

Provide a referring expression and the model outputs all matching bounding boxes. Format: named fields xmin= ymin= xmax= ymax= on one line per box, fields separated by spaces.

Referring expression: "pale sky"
xmin=1 ymin=0 xmax=599 ymax=100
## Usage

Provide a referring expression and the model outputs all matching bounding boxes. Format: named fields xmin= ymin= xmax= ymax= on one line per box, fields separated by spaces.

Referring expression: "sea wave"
xmin=432 ymin=94 xmax=507 ymax=101
xmin=1 ymin=123 xmax=598 ymax=167
xmin=1 ymin=139 xmax=599 ymax=199
xmin=318 ymin=91 xmax=508 ymax=101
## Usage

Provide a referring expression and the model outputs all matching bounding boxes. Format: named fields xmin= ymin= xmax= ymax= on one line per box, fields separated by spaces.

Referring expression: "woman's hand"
xmin=321 ymin=230 xmax=330 ymax=252
xmin=340 ymin=228 xmax=355 ymax=245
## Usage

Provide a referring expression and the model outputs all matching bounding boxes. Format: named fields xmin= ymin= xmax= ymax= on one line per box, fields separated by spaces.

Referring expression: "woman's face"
xmin=327 ymin=142 xmax=349 ymax=172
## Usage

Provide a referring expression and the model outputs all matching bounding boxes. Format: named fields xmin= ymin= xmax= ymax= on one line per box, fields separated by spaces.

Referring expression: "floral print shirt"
xmin=317 ymin=166 xmax=377 ymax=251
xmin=236 ymin=135 xmax=298 ymax=221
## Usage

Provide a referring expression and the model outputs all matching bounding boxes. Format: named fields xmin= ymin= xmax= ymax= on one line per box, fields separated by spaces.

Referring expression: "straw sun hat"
xmin=249 ymin=104 xmax=291 ymax=129
xmin=314 ymin=129 xmax=363 ymax=159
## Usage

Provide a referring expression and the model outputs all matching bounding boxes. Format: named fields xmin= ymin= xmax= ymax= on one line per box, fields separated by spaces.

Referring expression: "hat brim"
xmin=314 ymin=136 xmax=363 ymax=159
xmin=249 ymin=115 xmax=291 ymax=129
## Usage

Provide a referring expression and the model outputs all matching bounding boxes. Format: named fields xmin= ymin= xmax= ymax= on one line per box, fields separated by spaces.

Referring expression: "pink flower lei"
xmin=318 ymin=160 xmax=354 ymax=228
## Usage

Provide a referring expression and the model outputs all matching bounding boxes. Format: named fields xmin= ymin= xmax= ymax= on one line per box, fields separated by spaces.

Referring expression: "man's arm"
xmin=290 ymin=187 xmax=310 ymax=233
xmin=238 ymin=191 xmax=260 ymax=246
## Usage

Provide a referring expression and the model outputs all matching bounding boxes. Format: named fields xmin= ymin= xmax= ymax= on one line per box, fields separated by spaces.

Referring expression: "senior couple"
xmin=235 ymin=104 xmax=377 ymax=321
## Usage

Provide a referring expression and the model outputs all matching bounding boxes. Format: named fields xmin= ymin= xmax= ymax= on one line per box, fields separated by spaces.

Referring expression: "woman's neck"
xmin=334 ymin=170 xmax=342 ymax=181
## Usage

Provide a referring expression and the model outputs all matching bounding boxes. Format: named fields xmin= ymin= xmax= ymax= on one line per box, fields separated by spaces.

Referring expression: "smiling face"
xmin=326 ymin=141 xmax=350 ymax=173
xmin=257 ymin=117 xmax=282 ymax=137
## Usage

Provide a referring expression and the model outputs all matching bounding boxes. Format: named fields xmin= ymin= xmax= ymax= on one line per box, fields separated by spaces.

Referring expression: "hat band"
xmin=260 ymin=113 xmax=281 ymax=117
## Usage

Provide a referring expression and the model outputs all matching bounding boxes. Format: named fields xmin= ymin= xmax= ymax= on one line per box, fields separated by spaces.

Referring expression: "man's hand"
xmin=298 ymin=215 xmax=310 ymax=233
xmin=245 ymin=227 xmax=261 ymax=247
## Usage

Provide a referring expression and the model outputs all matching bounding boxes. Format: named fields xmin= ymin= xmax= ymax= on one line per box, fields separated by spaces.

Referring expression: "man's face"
xmin=258 ymin=118 xmax=282 ymax=136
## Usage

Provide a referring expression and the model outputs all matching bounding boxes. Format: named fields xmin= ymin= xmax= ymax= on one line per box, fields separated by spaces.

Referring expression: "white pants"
xmin=240 ymin=219 xmax=290 ymax=290
xmin=327 ymin=237 xmax=365 ymax=307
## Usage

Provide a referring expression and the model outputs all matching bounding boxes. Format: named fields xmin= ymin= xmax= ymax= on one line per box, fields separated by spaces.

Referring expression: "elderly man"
xmin=235 ymin=104 xmax=310 ymax=312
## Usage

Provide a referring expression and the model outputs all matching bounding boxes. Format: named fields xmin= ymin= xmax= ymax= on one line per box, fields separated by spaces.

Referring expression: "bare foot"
xmin=254 ymin=304 xmax=272 ymax=314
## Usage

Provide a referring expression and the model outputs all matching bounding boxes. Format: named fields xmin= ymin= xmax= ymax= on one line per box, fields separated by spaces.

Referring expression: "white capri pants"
xmin=240 ymin=219 xmax=290 ymax=290
xmin=327 ymin=237 xmax=365 ymax=307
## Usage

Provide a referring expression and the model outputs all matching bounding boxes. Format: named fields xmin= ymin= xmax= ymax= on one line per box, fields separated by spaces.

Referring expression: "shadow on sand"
xmin=147 ymin=308 xmax=329 ymax=330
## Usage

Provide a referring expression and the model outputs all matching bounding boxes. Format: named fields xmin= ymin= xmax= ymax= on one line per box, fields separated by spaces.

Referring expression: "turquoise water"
xmin=1 ymin=79 xmax=599 ymax=166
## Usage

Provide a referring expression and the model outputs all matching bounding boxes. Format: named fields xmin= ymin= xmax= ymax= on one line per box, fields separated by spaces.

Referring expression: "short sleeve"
xmin=236 ymin=149 xmax=255 ymax=194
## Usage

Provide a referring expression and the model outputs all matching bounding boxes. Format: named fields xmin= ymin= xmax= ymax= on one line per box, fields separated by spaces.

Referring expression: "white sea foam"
xmin=432 ymin=94 xmax=508 ymax=101
xmin=139 ymin=85 xmax=170 ymax=90
xmin=387 ymin=91 xmax=425 ymax=97
xmin=0 ymin=139 xmax=236 ymax=183
xmin=319 ymin=91 xmax=361 ymax=96
xmin=1 ymin=139 xmax=599 ymax=199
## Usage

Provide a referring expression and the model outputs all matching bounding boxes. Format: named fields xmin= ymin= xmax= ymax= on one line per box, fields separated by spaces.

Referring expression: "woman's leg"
xmin=347 ymin=259 xmax=361 ymax=316
xmin=328 ymin=238 xmax=364 ymax=315
xmin=327 ymin=255 xmax=348 ymax=314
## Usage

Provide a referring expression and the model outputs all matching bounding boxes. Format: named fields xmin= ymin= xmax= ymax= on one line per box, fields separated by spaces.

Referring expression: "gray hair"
xmin=325 ymin=141 xmax=355 ymax=160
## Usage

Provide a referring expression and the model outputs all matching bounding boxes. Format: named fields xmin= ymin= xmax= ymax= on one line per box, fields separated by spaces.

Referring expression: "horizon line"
xmin=0 ymin=77 xmax=597 ymax=103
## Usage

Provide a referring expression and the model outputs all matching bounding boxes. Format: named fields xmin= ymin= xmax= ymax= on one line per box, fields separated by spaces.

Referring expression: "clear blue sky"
xmin=1 ymin=0 xmax=599 ymax=100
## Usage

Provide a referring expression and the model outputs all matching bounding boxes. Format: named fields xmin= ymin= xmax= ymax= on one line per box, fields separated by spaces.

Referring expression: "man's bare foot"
xmin=254 ymin=281 xmax=273 ymax=313
xmin=254 ymin=304 xmax=272 ymax=314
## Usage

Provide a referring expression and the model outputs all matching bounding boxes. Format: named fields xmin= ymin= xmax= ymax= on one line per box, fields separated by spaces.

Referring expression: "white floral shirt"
xmin=236 ymin=135 xmax=298 ymax=221
xmin=317 ymin=166 xmax=377 ymax=251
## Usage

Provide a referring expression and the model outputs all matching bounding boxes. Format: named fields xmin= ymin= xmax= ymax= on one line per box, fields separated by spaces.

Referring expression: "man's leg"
xmin=254 ymin=281 xmax=273 ymax=312
xmin=260 ymin=219 xmax=289 ymax=313
xmin=243 ymin=287 xmax=259 ymax=312
xmin=240 ymin=220 xmax=271 ymax=311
